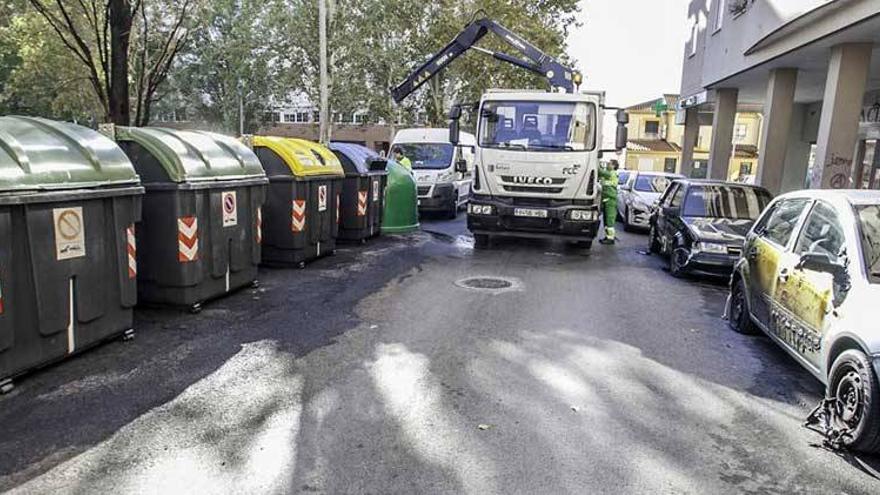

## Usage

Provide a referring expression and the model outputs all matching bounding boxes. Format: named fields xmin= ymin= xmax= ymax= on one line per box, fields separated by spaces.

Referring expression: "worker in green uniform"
xmin=598 ymin=160 xmax=619 ymax=245
xmin=393 ymin=149 xmax=412 ymax=171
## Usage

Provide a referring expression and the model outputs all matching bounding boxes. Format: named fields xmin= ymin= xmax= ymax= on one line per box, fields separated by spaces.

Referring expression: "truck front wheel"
xmin=473 ymin=234 xmax=490 ymax=249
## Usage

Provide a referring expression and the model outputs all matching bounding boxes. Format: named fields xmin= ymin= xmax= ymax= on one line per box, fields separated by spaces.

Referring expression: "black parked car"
xmin=647 ymin=179 xmax=773 ymax=277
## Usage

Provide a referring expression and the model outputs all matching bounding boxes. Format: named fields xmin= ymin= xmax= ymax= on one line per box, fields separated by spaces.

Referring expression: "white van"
xmin=389 ymin=128 xmax=476 ymax=218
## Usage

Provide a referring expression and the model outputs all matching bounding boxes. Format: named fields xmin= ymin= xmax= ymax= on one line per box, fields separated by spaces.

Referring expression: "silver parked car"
xmin=618 ymin=171 xmax=682 ymax=230
xmin=728 ymin=190 xmax=880 ymax=453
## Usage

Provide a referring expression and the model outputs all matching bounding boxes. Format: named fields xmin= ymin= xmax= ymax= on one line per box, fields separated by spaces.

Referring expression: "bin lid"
xmin=329 ymin=142 xmax=387 ymax=176
xmin=253 ymin=136 xmax=345 ymax=178
xmin=0 ymin=116 xmax=139 ymax=193
xmin=116 ymin=127 xmax=265 ymax=183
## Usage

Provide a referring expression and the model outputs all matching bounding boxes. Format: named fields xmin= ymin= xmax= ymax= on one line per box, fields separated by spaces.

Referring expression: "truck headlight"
xmin=437 ymin=171 xmax=456 ymax=183
xmin=469 ymin=204 xmax=494 ymax=215
xmin=694 ymin=241 xmax=727 ymax=254
xmin=569 ymin=210 xmax=597 ymax=221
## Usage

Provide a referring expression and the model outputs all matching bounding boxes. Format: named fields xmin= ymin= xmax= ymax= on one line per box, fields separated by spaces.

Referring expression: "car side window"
xmin=795 ymin=202 xmax=846 ymax=263
xmin=669 ymin=185 xmax=686 ymax=208
xmin=761 ymin=199 xmax=810 ymax=247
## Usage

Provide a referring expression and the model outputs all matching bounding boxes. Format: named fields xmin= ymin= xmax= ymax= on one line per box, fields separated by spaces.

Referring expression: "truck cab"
xmin=463 ymin=90 xmax=605 ymax=247
xmin=389 ymin=128 xmax=475 ymax=218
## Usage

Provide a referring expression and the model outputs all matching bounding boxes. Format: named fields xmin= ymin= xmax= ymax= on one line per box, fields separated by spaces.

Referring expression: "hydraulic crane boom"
xmin=391 ymin=16 xmax=582 ymax=103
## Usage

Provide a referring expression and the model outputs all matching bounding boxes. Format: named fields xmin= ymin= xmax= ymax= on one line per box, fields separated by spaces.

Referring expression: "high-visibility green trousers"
xmin=603 ymin=198 xmax=617 ymax=240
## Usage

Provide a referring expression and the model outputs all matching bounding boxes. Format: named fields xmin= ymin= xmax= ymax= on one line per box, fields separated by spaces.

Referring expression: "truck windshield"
xmin=682 ymin=185 xmax=772 ymax=220
xmin=856 ymin=205 xmax=880 ymax=281
xmin=478 ymin=100 xmax=595 ymax=152
xmin=388 ymin=143 xmax=453 ymax=170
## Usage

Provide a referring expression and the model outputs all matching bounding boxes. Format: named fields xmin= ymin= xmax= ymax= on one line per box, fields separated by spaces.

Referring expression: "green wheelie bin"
xmin=329 ymin=142 xmax=388 ymax=243
xmin=382 ymin=158 xmax=419 ymax=234
xmin=253 ymin=136 xmax=344 ymax=267
xmin=115 ymin=127 xmax=267 ymax=312
xmin=0 ymin=116 xmax=143 ymax=393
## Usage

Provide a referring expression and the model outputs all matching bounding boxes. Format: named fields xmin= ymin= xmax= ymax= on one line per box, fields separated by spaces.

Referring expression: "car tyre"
xmin=828 ymin=350 xmax=880 ymax=454
xmin=728 ymin=277 xmax=758 ymax=335
xmin=446 ymin=197 xmax=458 ymax=219
xmin=473 ymin=234 xmax=490 ymax=249
xmin=623 ymin=207 xmax=633 ymax=233
xmin=648 ymin=224 xmax=661 ymax=254
xmin=668 ymin=246 xmax=689 ymax=278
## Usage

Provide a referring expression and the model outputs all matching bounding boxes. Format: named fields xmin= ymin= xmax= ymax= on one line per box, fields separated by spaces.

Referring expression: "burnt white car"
xmin=728 ymin=190 xmax=880 ymax=453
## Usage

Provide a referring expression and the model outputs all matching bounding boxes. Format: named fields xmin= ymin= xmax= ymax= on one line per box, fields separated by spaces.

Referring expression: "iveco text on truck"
xmin=391 ymin=14 xmax=628 ymax=248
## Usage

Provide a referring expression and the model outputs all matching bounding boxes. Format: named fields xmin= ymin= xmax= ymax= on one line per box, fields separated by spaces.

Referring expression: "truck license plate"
xmin=514 ymin=208 xmax=548 ymax=218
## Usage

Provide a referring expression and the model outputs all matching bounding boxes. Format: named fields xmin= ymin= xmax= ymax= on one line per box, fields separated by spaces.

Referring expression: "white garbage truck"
xmin=389 ymin=128 xmax=476 ymax=219
xmin=391 ymin=14 xmax=627 ymax=248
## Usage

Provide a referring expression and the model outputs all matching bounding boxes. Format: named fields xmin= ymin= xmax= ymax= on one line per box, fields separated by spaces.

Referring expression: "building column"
xmin=811 ymin=43 xmax=872 ymax=189
xmin=679 ymin=108 xmax=699 ymax=177
xmin=757 ymin=69 xmax=798 ymax=194
xmin=779 ymin=103 xmax=813 ymax=192
xmin=708 ymin=88 xmax=738 ymax=180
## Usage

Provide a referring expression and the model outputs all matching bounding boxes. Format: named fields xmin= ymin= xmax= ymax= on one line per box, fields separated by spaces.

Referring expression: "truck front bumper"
xmin=467 ymin=196 xmax=600 ymax=241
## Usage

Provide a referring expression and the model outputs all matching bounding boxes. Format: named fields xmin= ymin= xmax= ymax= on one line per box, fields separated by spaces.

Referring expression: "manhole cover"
xmin=454 ymin=276 xmax=522 ymax=293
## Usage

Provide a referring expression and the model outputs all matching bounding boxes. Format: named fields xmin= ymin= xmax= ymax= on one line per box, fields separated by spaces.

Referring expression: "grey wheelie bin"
xmin=115 ymin=127 xmax=267 ymax=312
xmin=0 ymin=116 xmax=143 ymax=393
xmin=253 ymin=136 xmax=344 ymax=267
xmin=329 ymin=142 xmax=388 ymax=243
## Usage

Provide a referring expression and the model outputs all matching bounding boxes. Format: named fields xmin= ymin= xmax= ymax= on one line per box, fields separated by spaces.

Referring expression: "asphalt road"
xmin=1 ymin=215 xmax=879 ymax=494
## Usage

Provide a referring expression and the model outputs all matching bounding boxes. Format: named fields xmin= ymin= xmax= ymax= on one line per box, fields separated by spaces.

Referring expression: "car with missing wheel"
xmin=727 ymin=190 xmax=880 ymax=454
xmin=647 ymin=179 xmax=773 ymax=277
xmin=618 ymin=171 xmax=682 ymax=231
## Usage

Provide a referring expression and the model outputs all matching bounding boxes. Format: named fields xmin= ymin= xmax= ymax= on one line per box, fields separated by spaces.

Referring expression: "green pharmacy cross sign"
xmin=653 ymin=99 xmax=668 ymax=117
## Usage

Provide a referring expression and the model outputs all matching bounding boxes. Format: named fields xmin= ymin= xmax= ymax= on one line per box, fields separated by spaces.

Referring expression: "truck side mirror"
xmin=455 ymin=158 xmax=468 ymax=173
xmin=615 ymin=124 xmax=628 ymax=151
xmin=449 ymin=119 xmax=460 ymax=146
xmin=616 ymin=110 xmax=629 ymax=124
xmin=449 ymin=105 xmax=462 ymax=145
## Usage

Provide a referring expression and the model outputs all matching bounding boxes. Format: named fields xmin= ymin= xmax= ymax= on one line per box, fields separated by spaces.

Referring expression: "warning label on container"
xmin=318 ymin=185 xmax=328 ymax=212
xmin=222 ymin=191 xmax=238 ymax=227
xmin=373 ymin=180 xmax=380 ymax=202
xmin=54 ymin=207 xmax=86 ymax=260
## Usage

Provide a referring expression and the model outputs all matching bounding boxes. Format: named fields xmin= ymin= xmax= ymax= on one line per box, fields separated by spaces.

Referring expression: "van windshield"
xmin=389 ymin=143 xmax=453 ymax=170
xmin=478 ymin=100 xmax=596 ymax=152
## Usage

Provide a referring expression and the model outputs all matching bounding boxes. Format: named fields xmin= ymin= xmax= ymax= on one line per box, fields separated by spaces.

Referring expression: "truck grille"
xmin=502 ymin=185 xmax=564 ymax=194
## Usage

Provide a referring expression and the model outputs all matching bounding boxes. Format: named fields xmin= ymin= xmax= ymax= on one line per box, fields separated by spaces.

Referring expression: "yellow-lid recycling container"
xmin=252 ymin=136 xmax=345 ymax=267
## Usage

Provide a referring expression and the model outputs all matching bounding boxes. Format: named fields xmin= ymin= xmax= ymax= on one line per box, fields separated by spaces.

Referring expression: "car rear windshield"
xmin=634 ymin=175 xmax=675 ymax=193
xmin=388 ymin=143 xmax=453 ymax=170
xmin=682 ymin=185 xmax=772 ymax=220
xmin=857 ymin=205 xmax=880 ymax=282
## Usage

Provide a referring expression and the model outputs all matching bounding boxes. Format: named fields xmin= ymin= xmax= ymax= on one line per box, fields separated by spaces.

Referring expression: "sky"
xmin=568 ymin=0 xmax=693 ymax=108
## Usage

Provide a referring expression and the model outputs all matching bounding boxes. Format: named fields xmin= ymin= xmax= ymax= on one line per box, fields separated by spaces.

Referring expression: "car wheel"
xmin=728 ymin=277 xmax=758 ymax=335
xmin=473 ymin=234 xmax=490 ymax=249
xmin=668 ymin=246 xmax=689 ymax=278
xmin=623 ymin=207 xmax=633 ymax=233
xmin=648 ymin=224 xmax=661 ymax=254
xmin=828 ymin=350 xmax=880 ymax=454
xmin=446 ymin=198 xmax=458 ymax=219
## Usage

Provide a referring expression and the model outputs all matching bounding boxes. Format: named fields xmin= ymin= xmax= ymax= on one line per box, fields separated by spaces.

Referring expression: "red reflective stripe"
xmin=256 ymin=207 xmax=263 ymax=244
xmin=357 ymin=191 xmax=368 ymax=216
xmin=178 ymin=216 xmax=199 ymax=262
xmin=127 ymin=225 xmax=137 ymax=278
xmin=292 ymin=200 xmax=306 ymax=233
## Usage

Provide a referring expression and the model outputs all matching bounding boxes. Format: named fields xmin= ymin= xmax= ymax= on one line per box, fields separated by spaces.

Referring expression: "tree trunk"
xmin=108 ymin=0 xmax=132 ymax=125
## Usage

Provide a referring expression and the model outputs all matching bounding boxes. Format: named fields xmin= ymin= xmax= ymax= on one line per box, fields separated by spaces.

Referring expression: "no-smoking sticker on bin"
xmin=53 ymin=207 xmax=86 ymax=260
xmin=222 ymin=191 xmax=238 ymax=227
xmin=318 ymin=185 xmax=328 ymax=212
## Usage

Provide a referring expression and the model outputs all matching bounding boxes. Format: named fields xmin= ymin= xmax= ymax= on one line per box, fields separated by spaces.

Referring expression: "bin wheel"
xmin=122 ymin=329 xmax=136 ymax=342
xmin=298 ymin=261 xmax=306 ymax=269
xmin=360 ymin=238 xmax=367 ymax=245
xmin=190 ymin=303 xmax=203 ymax=314
xmin=251 ymin=280 xmax=260 ymax=289
xmin=0 ymin=379 xmax=13 ymax=395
